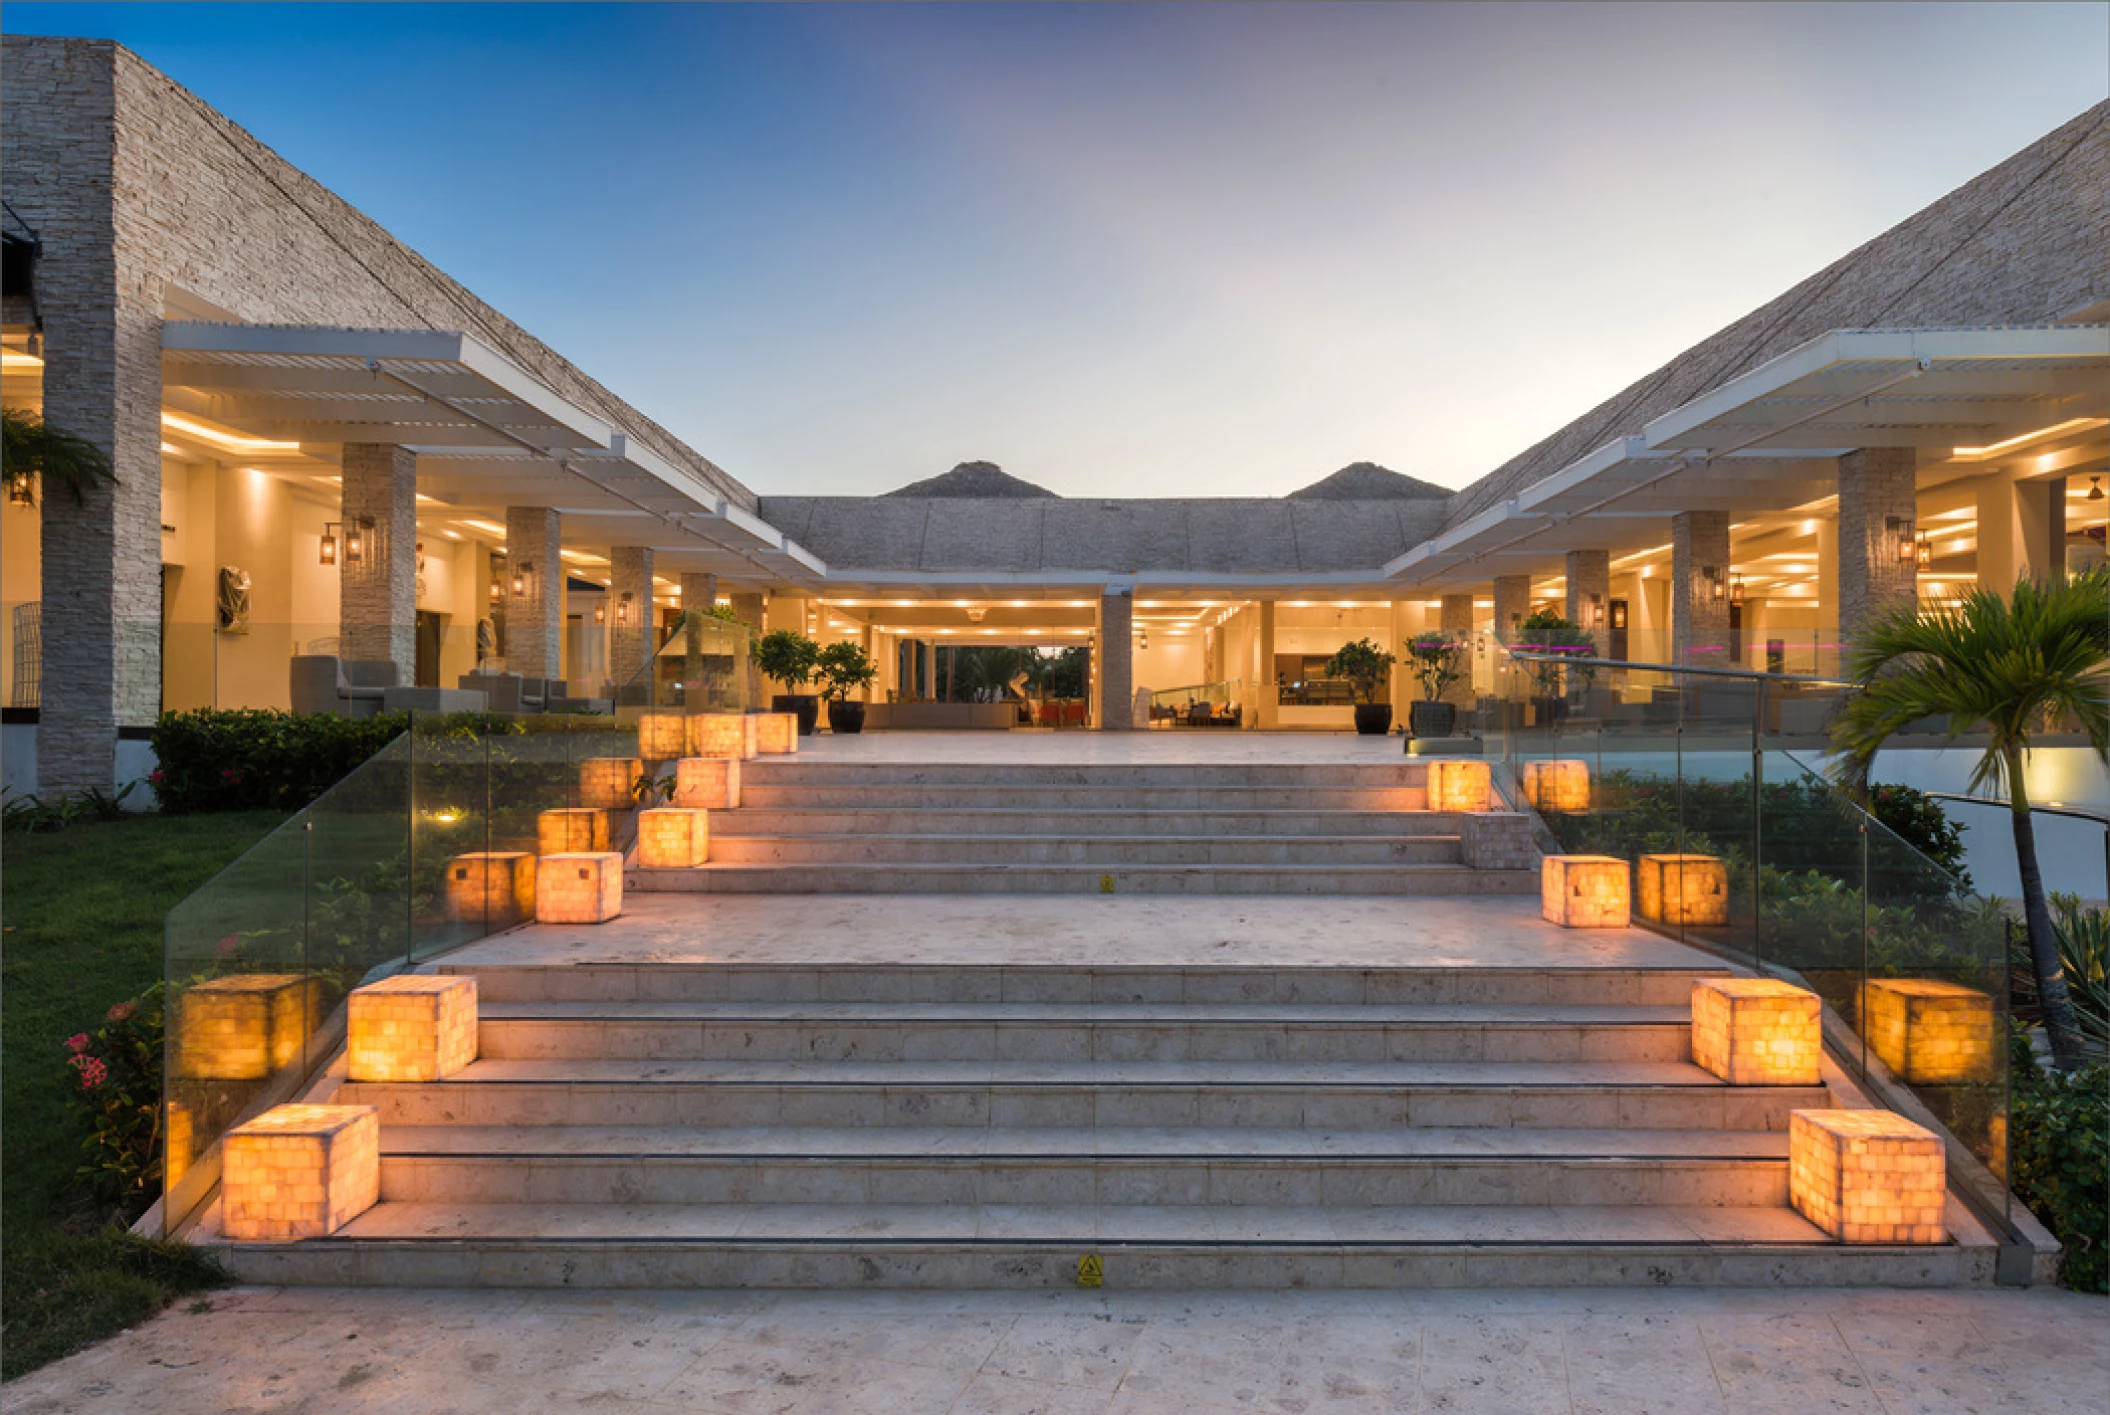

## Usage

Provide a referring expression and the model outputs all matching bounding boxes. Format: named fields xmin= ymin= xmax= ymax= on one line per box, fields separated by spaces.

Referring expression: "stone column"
xmin=729 ymin=591 xmax=766 ymax=708
xmin=35 ymin=228 xmax=164 ymax=793
xmin=1837 ymin=447 xmax=1918 ymax=643
xmin=1492 ymin=575 xmax=1532 ymax=644
xmin=861 ymin=624 xmax=879 ymax=702
xmin=1564 ymin=549 xmax=1611 ymax=652
xmin=1256 ymin=599 xmax=1278 ymax=728
xmin=1671 ymin=510 xmax=1732 ymax=666
xmin=677 ymin=571 xmax=719 ymax=707
xmin=609 ymin=546 xmax=656 ymax=686
xmin=338 ymin=444 xmax=417 ymax=681
xmin=503 ymin=507 xmax=563 ymax=681
xmin=1439 ymin=593 xmax=1477 ymax=710
xmin=1098 ymin=588 xmax=1135 ymax=730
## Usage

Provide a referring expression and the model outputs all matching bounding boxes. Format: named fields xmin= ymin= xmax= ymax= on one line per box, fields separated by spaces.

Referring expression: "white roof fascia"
xmin=1641 ymin=326 xmax=2110 ymax=451
xmin=451 ymin=334 xmax=616 ymax=449
xmin=1382 ymin=498 xmax=1526 ymax=578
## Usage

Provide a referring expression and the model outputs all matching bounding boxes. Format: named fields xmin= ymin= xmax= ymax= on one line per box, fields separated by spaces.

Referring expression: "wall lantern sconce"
xmin=1586 ymin=594 xmax=1605 ymax=629
xmin=616 ymin=592 xmax=634 ymax=627
xmin=1703 ymin=566 xmax=1725 ymax=604
xmin=511 ymin=561 xmax=534 ymax=599
xmin=2088 ymin=476 xmax=2104 ymax=502
xmin=1610 ymin=601 xmax=1628 ymax=631
xmin=593 ymin=600 xmax=606 ymax=626
xmin=488 ymin=575 xmax=503 ymax=605
xmin=320 ymin=522 xmax=341 ymax=567
xmin=341 ymin=517 xmax=372 ymax=568
xmin=5 ymin=471 xmax=32 ymax=507
xmin=1887 ymin=515 xmax=1916 ymax=566
xmin=1915 ymin=533 xmax=1932 ymax=569
xmin=1730 ymin=575 xmax=1744 ymax=606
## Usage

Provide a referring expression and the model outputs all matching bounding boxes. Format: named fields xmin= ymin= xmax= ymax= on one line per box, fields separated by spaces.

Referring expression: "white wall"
xmin=1875 ymin=745 xmax=2110 ymax=904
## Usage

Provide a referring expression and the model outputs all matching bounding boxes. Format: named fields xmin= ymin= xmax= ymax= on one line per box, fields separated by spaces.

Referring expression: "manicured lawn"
xmin=2 ymin=810 xmax=287 ymax=1380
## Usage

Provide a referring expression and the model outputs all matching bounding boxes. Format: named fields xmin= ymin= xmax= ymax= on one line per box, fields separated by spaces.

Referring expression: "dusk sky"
xmin=11 ymin=2 xmax=2109 ymax=499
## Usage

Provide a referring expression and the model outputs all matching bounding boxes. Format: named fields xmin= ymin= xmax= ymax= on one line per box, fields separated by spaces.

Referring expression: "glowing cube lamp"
xmin=1541 ymin=855 xmax=1630 ymax=928
xmin=1426 ymin=759 xmax=1491 ymax=813
xmin=537 ymin=807 xmax=610 ymax=856
xmin=175 ymin=974 xmax=322 ymax=1081
xmin=578 ymin=757 xmax=643 ymax=811
xmin=637 ymin=712 xmax=690 ymax=760
xmin=637 ymin=808 xmax=709 ymax=868
xmin=221 ymin=1104 xmax=380 ymax=1241
xmin=1789 ymin=1109 xmax=1946 ymax=1244
xmin=672 ymin=756 xmax=740 ymax=809
xmin=1636 ymin=853 xmax=1730 ymax=927
xmin=755 ymin=712 xmax=799 ymax=755
xmin=1521 ymin=759 xmax=1590 ymax=813
xmin=687 ymin=714 xmax=758 ymax=760
xmin=1859 ymin=978 xmax=1997 ymax=1085
xmin=443 ymin=851 xmax=536 ymax=927
xmin=1690 ymin=978 xmax=1822 ymax=1086
xmin=166 ymin=1102 xmax=194 ymax=1188
xmin=536 ymin=852 xmax=625 ymax=924
xmin=347 ymin=975 xmax=479 ymax=1083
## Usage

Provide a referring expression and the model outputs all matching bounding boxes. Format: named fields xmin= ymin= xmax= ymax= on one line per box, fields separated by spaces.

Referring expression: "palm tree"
xmin=1830 ymin=569 xmax=2109 ymax=1070
xmin=2 ymin=406 xmax=115 ymax=506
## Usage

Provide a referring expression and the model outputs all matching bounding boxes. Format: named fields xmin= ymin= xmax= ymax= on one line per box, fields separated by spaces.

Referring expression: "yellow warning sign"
xmin=1076 ymin=1254 xmax=1104 ymax=1288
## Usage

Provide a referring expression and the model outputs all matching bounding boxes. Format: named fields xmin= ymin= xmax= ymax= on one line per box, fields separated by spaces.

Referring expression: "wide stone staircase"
xmin=632 ymin=759 xmax=1538 ymax=895
xmin=203 ymin=955 xmax=2000 ymax=1288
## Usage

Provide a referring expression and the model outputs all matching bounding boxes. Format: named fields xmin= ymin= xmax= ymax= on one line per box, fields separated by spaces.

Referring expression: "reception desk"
xmin=863 ymin=702 xmax=1018 ymax=731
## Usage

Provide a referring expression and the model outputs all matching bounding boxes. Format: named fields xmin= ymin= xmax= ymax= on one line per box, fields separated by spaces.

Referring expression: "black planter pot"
xmin=1353 ymin=703 xmax=1393 ymax=736
xmin=826 ymin=700 xmax=867 ymax=735
xmin=772 ymin=693 xmax=821 ymax=736
xmin=1408 ymin=699 xmax=1457 ymax=738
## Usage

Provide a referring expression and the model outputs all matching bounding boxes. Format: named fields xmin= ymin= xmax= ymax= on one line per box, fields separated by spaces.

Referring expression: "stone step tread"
xmin=355 ymin=1057 xmax=1749 ymax=1088
xmin=700 ymin=832 xmax=1465 ymax=845
xmin=477 ymin=1001 xmax=1690 ymax=1025
xmin=718 ymin=808 xmax=1467 ymax=820
xmin=378 ymin=1124 xmax=1790 ymax=1161
xmin=644 ymin=863 xmax=1518 ymax=876
xmin=285 ymin=1201 xmax=1839 ymax=1248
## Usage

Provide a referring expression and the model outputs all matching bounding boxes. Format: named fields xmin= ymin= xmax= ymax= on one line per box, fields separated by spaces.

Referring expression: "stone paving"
xmin=4 ymin=1284 xmax=2103 ymax=1414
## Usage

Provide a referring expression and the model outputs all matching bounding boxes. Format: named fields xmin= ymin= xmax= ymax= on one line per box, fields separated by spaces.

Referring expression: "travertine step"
xmin=627 ymin=861 xmax=1536 ymax=896
xmin=374 ymin=1124 xmax=1790 ymax=1207
xmin=717 ymin=807 xmax=1461 ymax=838
xmin=735 ymin=762 xmax=1439 ymax=787
xmin=701 ymin=832 xmax=1465 ymax=867
xmin=338 ymin=1059 xmax=1826 ymax=1131
xmin=730 ymin=784 xmax=1440 ymax=812
xmin=450 ymin=963 xmax=1733 ymax=1007
xmin=467 ymin=1002 xmax=1693 ymax=1063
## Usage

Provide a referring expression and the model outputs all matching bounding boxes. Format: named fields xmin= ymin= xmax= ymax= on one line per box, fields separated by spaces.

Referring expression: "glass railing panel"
xmin=162 ymin=810 xmax=315 ymax=1235
xmin=408 ymin=713 xmax=497 ymax=963
xmin=301 ymin=732 xmax=415 ymax=1066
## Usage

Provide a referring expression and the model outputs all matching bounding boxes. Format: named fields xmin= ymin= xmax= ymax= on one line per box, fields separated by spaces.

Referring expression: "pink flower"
xmin=216 ymin=936 xmax=240 ymax=959
xmin=107 ymin=1001 xmax=136 ymax=1023
xmin=73 ymin=1055 xmax=108 ymax=1089
xmin=148 ymin=770 xmax=166 ymax=785
xmin=63 ymin=1033 xmax=89 ymax=1054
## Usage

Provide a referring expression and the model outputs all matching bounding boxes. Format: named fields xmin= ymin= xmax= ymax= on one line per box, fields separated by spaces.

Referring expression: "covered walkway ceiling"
xmin=1386 ymin=326 xmax=2110 ymax=588
xmin=158 ymin=322 xmax=826 ymax=590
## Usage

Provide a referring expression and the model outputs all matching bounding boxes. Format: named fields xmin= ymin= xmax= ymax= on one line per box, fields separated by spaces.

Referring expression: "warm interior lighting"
xmin=160 ymin=411 xmax=300 ymax=453
xmin=616 ymin=591 xmax=634 ymax=626
xmin=1915 ymin=533 xmax=1932 ymax=568
xmin=488 ymin=576 xmax=502 ymax=605
xmin=7 ymin=474 xmax=32 ymax=508
xmin=593 ymin=600 xmax=606 ymax=625
xmin=1 ymin=348 xmax=45 ymax=369
xmin=1951 ymin=417 xmax=2102 ymax=459
xmin=343 ymin=519 xmax=368 ymax=566
xmin=463 ymin=518 xmax=509 ymax=538
xmin=511 ymin=561 xmax=533 ymax=599
xmin=1610 ymin=601 xmax=1628 ymax=631
xmin=2089 ymin=476 xmax=2105 ymax=502
xmin=320 ymin=523 xmax=340 ymax=567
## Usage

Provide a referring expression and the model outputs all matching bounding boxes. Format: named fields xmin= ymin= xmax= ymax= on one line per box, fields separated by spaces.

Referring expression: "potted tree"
xmin=816 ymin=641 xmax=879 ymax=734
xmin=1324 ymin=638 xmax=1398 ymax=735
xmin=1406 ymin=633 xmax=1467 ymax=738
xmin=752 ymin=628 xmax=822 ymax=735
xmin=1513 ymin=609 xmax=1598 ymax=726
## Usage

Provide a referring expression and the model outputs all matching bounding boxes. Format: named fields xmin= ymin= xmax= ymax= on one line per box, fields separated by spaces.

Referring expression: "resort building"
xmin=3 ymin=35 xmax=2106 ymax=792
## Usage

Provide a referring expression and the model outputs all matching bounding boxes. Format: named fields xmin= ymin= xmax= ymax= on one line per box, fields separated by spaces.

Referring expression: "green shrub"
xmin=150 ymin=709 xmax=525 ymax=814
xmin=1868 ymin=783 xmax=1973 ymax=890
xmin=2009 ymin=1029 xmax=2109 ymax=1293
xmin=1322 ymin=639 xmax=1396 ymax=705
xmin=61 ymin=984 xmax=166 ymax=1219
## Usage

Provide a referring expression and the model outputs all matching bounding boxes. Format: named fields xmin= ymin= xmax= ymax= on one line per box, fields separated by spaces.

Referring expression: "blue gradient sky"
xmin=10 ymin=3 xmax=2108 ymax=497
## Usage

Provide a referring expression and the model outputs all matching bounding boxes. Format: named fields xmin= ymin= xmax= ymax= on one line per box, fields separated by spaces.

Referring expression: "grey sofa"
xmin=290 ymin=656 xmax=397 ymax=718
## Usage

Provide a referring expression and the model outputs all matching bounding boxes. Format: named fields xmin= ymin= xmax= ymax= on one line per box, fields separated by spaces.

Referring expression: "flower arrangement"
xmin=60 ymin=985 xmax=169 ymax=1216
